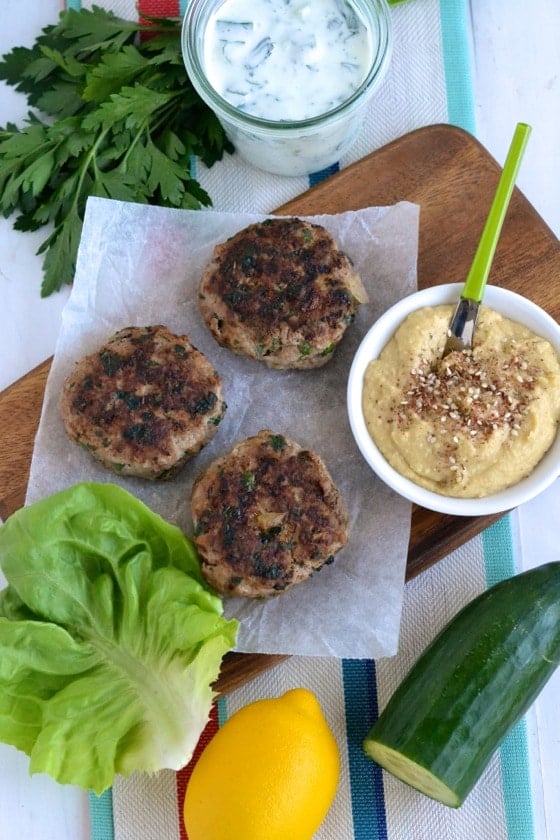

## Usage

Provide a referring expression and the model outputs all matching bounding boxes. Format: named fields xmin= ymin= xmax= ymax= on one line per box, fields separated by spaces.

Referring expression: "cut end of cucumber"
xmin=363 ymin=737 xmax=462 ymax=808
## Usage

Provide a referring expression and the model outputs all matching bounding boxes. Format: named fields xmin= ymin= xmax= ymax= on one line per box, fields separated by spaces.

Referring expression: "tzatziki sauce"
xmin=203 ymin=0 xmax=374 ymax=121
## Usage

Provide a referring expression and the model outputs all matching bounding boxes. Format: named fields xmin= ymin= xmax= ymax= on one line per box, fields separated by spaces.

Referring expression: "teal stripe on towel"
xmin=217 ymin=694 xmax=228 ymax=727
xmin=482 ymin=516 xmax=535 ymax=840
xmin=439 ymin=0 xmax=476 ymax=134
xmin=89 ymin=789 xmax=115 ymax=840
xmin=342 ymin=660 xmax=388 ymax=840
xmin=482 ymin=515 xmax=516 ymax=586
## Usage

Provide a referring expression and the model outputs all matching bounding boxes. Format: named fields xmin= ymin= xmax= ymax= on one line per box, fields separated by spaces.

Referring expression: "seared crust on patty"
xmin=60 ymin=325 xmax=226 ymax=479
xmin=199 ymin=217 xmax=368 ymax=369
xmin=190 ymin=429 xmax=349 ymax=598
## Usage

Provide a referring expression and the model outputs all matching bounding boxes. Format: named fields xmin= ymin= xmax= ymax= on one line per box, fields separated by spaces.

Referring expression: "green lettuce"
xmin=0 ymin=482 xmax=237 ymax=794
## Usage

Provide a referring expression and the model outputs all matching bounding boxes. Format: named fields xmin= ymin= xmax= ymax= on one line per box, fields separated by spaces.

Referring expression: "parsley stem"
xmin=120 ymin=121 xmax=150 ymax=168
xmin=74 ymin=126 xmax=111 ymax=211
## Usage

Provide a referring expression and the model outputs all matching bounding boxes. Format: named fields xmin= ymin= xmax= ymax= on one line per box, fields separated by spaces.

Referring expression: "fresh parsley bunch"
xmin=0 ymin=6 xmax=233 ymax=296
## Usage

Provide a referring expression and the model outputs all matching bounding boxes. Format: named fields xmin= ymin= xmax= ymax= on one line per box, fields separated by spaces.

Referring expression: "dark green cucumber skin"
xmin=365 ymin=562 xmax=560 ymax=805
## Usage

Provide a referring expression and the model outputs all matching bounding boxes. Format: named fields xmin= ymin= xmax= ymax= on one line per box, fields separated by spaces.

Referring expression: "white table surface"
xmin=1 ymin=1 xmax=559 ymax=838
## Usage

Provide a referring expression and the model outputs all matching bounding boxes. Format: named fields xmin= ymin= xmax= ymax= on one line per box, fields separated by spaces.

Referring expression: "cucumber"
xmin=363 ymin=562 xmax=560 ymax=807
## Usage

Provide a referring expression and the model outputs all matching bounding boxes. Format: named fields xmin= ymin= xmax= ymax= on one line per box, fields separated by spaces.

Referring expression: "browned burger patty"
xmin=190 ymin=429 xmax=349 ymax=597
xmin=60 ymin=325 xmax=226 ymax=479
xmin=198 ymin=217 xmax=368 ymax=369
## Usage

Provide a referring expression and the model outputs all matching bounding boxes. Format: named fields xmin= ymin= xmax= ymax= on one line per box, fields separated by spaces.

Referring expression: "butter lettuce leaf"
xmin=0 ymin=482 xmax=237 ymax=794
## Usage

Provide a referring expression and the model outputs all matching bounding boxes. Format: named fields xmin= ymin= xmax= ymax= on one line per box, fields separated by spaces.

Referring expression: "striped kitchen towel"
xmin=90 ymin=516 xmax=536 ymax=840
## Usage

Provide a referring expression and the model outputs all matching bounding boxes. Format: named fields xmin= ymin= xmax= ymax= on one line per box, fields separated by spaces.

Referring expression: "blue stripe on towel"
xmin=482 ymin=516 xmax=535 ymax=840
xmin=308 ymin=162 xmax=340 ymax=188
xmin=342 ymin=659 xmax=388 ymax=840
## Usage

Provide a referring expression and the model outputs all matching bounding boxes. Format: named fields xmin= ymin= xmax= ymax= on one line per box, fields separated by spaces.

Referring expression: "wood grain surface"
xmin=1 ymin=125 xmax=558 ymax=693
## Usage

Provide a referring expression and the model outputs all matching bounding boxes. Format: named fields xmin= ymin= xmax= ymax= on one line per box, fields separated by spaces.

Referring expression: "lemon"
xmin=183 ymin=688 xmax=340 ymax=840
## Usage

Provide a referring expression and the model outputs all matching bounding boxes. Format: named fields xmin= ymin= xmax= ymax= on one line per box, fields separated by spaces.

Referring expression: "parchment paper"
xmin=27 ymin=196 xmax=419 ymax=658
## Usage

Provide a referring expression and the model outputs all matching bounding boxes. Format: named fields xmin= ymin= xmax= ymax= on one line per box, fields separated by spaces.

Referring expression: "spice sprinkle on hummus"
xmin=362 ymin=304 xmax=560 ymax=498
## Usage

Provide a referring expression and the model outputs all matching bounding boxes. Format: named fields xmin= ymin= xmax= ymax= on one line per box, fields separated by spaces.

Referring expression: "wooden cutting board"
xmin=1 ymin=125 xmax=559 ymax=693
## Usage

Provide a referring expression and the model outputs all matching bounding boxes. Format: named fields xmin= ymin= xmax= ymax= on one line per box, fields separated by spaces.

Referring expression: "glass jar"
xmin=181 ymin=0 xmax=392 ymax=177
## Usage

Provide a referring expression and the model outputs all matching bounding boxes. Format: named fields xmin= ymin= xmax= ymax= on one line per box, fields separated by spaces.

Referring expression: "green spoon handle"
xmin=462 ymin=122 xmax=531 ymax=302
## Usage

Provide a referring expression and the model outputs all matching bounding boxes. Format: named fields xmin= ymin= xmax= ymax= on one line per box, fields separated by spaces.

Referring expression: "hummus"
xmin=363 ymin=304 xmax=560 ymax=498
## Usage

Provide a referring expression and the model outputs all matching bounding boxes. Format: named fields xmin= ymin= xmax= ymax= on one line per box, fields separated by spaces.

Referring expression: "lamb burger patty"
xmin=60 ymin=325 xmax=226 ymax=479
xmin=198 ymin=217 xmax=368 ymax=369
xmin=190 ymin=429 xmax=349 ymax=598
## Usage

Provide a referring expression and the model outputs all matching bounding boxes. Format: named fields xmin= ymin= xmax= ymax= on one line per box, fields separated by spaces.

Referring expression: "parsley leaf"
xmin=0 ymin=7 xmax=233 ymax=297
